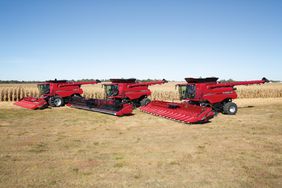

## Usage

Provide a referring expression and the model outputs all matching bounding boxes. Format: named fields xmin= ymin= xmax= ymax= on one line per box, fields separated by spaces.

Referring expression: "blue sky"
xmin=0 ymin=0 xmax=281 ymax=81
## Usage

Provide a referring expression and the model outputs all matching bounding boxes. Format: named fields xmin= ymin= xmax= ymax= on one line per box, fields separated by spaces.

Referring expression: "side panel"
xmin=124 ymin=87 xmax=151 ymax=100
xmin=202 ymin=87 xmax=237 ymax=104
xmin=117 ymin=84 xmax=152 ymax=100
xmin=54 ymin=85 xmax=83 ymax=98
xmin=125 ymin=91 xmax=151 ymax=100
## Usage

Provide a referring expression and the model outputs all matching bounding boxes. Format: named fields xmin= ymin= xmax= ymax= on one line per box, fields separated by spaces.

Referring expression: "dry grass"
xmin=0 ymin=98 xmax=282 ymax=187
xmin=0 ymin=84 xmax=39 ymax=102
xmin=236 ymin=83 xmax=282 ymax=98
xmin=0 ymin=82 xmax=282 ymax=102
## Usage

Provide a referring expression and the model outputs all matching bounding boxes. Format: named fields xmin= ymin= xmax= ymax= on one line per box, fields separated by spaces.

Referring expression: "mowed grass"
xmin=0 ymin=99 xmax=282 ymax=187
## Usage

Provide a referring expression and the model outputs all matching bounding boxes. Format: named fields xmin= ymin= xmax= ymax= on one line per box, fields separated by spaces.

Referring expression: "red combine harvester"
xmin=140 ymin=77 xmax=269 ymax=123
xmin=68 ymin=78 xmax=167 ymax=116
xmin=15 ymin=79 xmax=100 ymax=110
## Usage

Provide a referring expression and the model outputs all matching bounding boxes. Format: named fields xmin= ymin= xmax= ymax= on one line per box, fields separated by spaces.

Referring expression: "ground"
xmin=0 ymin=98 xmax=282 ymax=188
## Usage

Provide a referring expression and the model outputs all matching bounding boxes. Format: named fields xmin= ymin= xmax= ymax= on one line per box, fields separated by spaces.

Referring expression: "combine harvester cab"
xmin=68 ymin=78 xmax=167 ymax=116
xmin=140 ymin=77 xmax=269 ymax=124
xmin=15 ymin=79 xmax=100 ymax=110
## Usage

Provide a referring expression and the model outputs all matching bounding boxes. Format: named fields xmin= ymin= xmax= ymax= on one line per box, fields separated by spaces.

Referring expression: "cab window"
xmin=104 ymin=85 xmax=119 ymax=96
xmin=38 ymin=84 xmax=50 ymax=95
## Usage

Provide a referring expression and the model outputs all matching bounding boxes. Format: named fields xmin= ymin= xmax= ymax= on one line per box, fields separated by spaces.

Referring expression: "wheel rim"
xmin=53 ymin=98 xmax=62 ymax=106
xmin=229 ymin=106 xmax=236 ymax=113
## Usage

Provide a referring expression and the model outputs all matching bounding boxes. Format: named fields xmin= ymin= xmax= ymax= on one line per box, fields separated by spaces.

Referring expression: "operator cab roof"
xmin=45 ymin=79 xmax=68 ymax=83
xmin=110 ymin=78 xmax=136 ymax=83
xmin=185 ymin=77 xmax=218 ymax=83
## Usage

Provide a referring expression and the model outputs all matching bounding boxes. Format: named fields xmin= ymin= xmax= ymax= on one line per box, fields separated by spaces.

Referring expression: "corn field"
xmin=0 ymin=82 xmax=282 ymax=102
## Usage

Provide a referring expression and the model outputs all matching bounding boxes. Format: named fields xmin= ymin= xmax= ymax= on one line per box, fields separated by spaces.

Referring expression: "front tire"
xmin=223 ymin=102 xmax=237 ymax=115
xmin=48 ymin=96 xmax=64 ymax=107
xmin=140 ymin=98 xmax=151 ymax=106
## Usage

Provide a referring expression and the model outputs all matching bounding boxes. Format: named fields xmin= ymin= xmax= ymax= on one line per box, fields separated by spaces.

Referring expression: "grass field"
xmin=0 ymin=98 xmax=282 ymax=187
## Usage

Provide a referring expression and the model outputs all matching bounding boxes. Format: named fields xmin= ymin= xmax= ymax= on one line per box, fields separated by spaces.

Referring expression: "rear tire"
xmin=140 ymin=98 xmax=151 ymax=106
xmin=48 ymin=96 xmax=64 ymax=107
xmin=223 ymin=102 xmax=237 ymax=115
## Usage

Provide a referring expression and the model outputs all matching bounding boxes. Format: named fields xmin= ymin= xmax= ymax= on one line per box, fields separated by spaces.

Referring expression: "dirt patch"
xmin=0 ymin=98 xmax=282 ymax=187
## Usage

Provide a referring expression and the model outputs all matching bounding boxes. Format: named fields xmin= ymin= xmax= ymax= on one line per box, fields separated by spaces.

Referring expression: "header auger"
xmin=68 ymin=78 xmax=167 ymax=116
xmin=140 ymin=77 xmax=268 ymax=123
xmin=15 ymin=79 xmax=100 ymax=110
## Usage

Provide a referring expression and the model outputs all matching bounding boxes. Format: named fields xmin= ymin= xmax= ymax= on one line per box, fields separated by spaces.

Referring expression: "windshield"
xmin=38 ymin=84 xmax=50 ymax=95
xmin=178 ymin=84 xmax=196 ymax=99
xmin=104 ymin=85 xmax=119 ymax=97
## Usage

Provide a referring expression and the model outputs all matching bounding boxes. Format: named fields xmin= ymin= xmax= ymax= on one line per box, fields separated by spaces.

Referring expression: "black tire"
xmin=140 ymin=98 xmax=151 ymax=106
xmin=69 ymin=94 xmax=82 ymax=103
xmin=223 ymin=102 xmax=237 ymax=115
xmin=48 ymin=96 xmax=64 ymax=107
